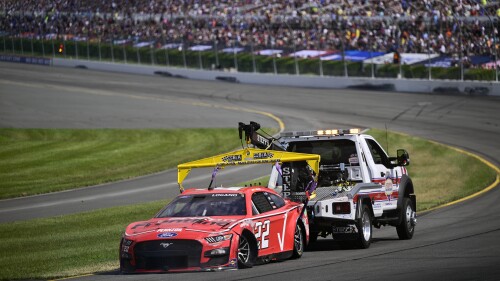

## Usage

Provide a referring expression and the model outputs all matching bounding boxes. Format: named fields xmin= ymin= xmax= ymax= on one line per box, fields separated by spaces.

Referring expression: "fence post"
xmin=182 ymin=40 xmax=187 ymax=68
xmin=111 ymin=41 xmax=114 ymax=63
xmin=41 ymin=35 xmax=45 ymax=57
xmin=51 ymin=38 xmax=55 ymax=57
xmin=341 ymin=37 xmax=347 ymax=77
xmin=427 ymin=18 xmax=431 ymax=80
xmin=30 ymin=36 xmax=34 ymax=56
xmin=136 ymin=46 xmax=141 ymax=64
xmin=198 ymin=49 xmax=202 ymax=69
xmin=20 ymin=36 xmax=24 ymax=55
xmin=11 ymin=36 xmax=15 ymax=54
xmin=86 ymin=37 xmax=90 ymax=60
xmin=98 ymin=38 xmax=102 ymax=61
xmin=233 ymin=39 xmax=238 ymax=71
xmin=165 ymin=46 xmax=169 ymax=66
xmin=75 ymin=39 xmax=79 ymax=60
xmin=214 ymin=40 xmax=219 ymax=67
xmin=370 ymin=49 xmax=374 ymax=79
xmin=250 ymin=40 xmax=256 ymax=73
xmin=123 ymin=44 xmax=127 ymax=63
xmin=150 ymin=44 xmax=155 ymax=66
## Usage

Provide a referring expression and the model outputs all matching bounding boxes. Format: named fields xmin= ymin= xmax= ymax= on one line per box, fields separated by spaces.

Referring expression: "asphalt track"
xmin=1 ymin=62 xmax=500 ymax=280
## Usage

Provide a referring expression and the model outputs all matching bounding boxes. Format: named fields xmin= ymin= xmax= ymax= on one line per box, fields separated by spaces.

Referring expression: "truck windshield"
xmin=156 ymin=193 xmax=246 ymax=217
xmin=288 ymin=139 xmax=358 ymax=166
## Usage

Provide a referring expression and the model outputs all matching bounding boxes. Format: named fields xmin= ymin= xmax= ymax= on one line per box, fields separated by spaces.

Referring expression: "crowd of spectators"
xmin=1 ymin=0 xmax=500 ymax=59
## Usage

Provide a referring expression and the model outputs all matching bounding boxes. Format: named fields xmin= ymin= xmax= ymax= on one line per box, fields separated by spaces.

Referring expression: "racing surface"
xmin=1 ymin=62 xmax=500 ymax=280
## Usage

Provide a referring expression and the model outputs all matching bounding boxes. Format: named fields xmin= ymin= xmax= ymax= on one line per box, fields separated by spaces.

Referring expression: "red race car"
xmin=120 ymin=147 xmax=321 ymax=272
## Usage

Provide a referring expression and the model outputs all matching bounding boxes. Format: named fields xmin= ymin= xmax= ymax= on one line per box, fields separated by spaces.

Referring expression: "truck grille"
xmin=134 ymin=240 xmax=202 ymax=270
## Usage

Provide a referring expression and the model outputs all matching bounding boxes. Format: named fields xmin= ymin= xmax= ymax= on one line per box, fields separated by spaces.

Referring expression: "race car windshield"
xmin=156 ymin=193 xmax=247 ymax=218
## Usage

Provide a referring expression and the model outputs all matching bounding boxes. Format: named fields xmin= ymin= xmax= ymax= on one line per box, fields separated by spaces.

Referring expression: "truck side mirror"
xmin=397 ymin=149 xmax=410 ymax=166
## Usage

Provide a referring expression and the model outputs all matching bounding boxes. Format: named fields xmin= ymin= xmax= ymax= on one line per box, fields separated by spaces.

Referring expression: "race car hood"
xmin=125 ymin=217 xmax=242 ymax=237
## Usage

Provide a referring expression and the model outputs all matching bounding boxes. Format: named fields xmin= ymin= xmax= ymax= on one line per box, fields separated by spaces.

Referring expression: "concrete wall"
xmin=53 ymin=58 xmax=500 ymax=96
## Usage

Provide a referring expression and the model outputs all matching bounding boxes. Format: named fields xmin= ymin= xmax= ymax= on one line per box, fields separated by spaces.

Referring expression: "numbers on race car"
xmin=254 ymin=220 xmax=270 ymax=249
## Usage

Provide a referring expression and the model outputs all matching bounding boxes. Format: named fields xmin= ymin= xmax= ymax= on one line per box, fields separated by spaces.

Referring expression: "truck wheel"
xmin=356 ymin=205 xmax=372 ymax=249
xmin=397 ymin=197 xmax=416 ymax=240
xmin=291 ymin=223 xmax=305 ymax=259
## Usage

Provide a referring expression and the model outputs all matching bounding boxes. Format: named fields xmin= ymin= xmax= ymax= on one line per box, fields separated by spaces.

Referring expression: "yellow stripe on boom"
xmin=177 ymin=148 xmax=320 ymax=192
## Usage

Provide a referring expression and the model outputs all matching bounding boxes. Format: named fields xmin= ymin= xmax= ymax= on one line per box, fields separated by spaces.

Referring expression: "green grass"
xmin=0 ymin=128 xmax=498 ymax=280
xmin=0 ymin=128 xmax=242 ymax=199
xmin=0 ymin=200 xmax=166 ymax=280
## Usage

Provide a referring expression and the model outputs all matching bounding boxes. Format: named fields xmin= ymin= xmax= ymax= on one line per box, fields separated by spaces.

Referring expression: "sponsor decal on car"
xmin=157 ymin=228 xmax=183 ymax=232
xmin=157 ymin=232 xmax=177 ymax=238
xmin=229 ymin=258 xmax=237 ymax=267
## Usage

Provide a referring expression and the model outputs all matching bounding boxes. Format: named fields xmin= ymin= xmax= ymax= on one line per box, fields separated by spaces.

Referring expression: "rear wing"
xmin=177 ymin=147 xmax=320 ymax=193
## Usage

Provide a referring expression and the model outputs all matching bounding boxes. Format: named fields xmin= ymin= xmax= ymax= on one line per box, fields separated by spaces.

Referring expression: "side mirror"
xmin=397 ymin=149 xmax=410 ymax=166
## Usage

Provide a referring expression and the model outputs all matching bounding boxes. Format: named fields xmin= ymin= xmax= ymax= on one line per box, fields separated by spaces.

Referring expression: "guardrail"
xmin=2 ymin=51 xmax=498 ymax=96
xmin=50 ymin=57 xmax=500 ymax=97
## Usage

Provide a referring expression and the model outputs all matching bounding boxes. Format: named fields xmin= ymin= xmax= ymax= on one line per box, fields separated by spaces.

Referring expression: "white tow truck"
xmin=278 ymin=129 xmax=416 ymax=248
xmin=238 ymin=122 xmax=416 ymax=249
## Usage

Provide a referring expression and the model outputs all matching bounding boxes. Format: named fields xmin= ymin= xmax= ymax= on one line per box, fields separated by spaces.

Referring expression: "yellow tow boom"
xmin=177 ymin=147 xmax=320 ymax=192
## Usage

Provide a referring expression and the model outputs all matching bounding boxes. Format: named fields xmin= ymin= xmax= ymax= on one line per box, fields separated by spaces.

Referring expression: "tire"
xmin=237 ymin=234 xmax=256 ymax=268
xmin=291 ymin=223 xmax=305 ymax=259
xmin=356 ymin=205 xmax=372 ymax=249
xmin=397 ymin=197 xmax=416 ymax=240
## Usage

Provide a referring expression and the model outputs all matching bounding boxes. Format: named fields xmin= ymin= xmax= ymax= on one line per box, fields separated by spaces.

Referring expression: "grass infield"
xmin=0 ymin=128 xmax=242 ymax=199
xmin=0 ymin=128 xmax=497 ymax=280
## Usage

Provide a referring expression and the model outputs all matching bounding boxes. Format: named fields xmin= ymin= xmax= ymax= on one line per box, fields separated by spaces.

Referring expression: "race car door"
xmin=251 ymin=191 xmax=286 ymax=256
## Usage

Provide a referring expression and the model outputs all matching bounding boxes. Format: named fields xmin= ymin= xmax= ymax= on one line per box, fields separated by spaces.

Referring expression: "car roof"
xmin=181 ymin=186 xmax=276 ymax=195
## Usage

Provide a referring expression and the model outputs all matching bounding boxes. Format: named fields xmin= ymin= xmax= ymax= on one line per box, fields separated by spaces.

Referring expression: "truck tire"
xmin=396 ymin=197 xmax=416 ymax=240
xmin=356 ymin=205 xmax=372 ymax=249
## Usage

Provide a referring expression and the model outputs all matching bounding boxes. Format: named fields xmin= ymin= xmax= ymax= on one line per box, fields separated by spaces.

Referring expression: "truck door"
xmin=362 ymin=137 xmax=400 ymax=205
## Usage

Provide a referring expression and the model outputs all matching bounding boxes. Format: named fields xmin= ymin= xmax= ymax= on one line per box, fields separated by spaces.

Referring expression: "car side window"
xmin=365 ymin=139 xmax=389 ymax=167
xmin=251 ymin=192 xmax=274 ymax=214
xmin=268 ymin=193 xmax=285 ymax=209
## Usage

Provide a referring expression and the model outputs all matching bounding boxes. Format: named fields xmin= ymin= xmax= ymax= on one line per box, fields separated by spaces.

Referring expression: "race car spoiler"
xmin=177 ymin=147 xmax=320 ymax=193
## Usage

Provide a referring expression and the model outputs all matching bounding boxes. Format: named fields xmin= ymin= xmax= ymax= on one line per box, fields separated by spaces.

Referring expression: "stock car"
xmin=120 ymin=147 xmax=321 ymax=273
xmin=120 ymin=187 xmax=308 ymax=272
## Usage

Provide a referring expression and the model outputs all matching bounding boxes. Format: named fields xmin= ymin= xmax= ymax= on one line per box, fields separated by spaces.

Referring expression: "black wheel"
xmin=356 ymin=205 xmax=372 ymax=249
xmin=291 ymin=223 xmax=305 ymax=259
xmin=397 ymin=197 xmax=416 ymax=240
xmin=237 ymin=234 xmax=256 ymax=268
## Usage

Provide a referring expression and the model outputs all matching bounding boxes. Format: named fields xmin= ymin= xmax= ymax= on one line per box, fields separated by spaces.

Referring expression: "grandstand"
xmin=1 ymin=0 xmax=499 ymax=72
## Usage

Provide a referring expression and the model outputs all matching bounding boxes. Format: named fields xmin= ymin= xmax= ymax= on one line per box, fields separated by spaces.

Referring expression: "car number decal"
xmin=254 ymin=220 xmax=270 ymax=249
